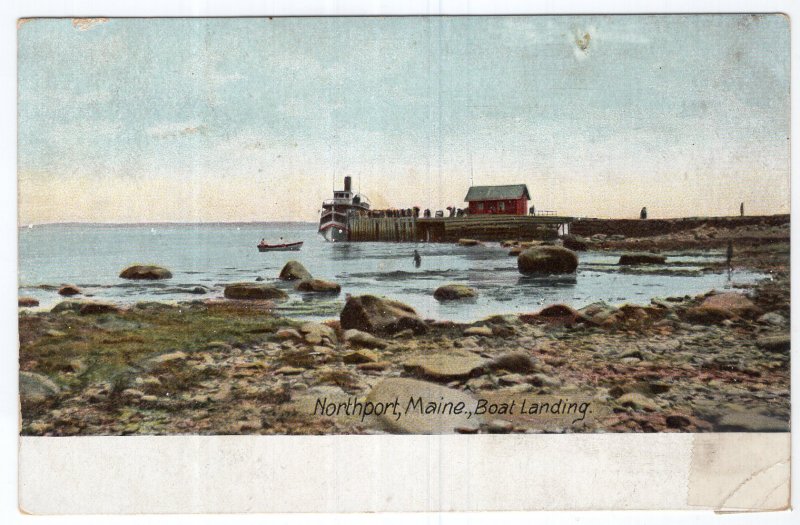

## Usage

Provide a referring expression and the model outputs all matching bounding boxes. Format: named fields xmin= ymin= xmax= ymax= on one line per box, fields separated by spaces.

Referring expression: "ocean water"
xmin=18 ymin=223 xmax=766 ymax=322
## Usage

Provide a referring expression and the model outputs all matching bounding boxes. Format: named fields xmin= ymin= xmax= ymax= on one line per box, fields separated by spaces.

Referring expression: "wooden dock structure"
xmin=347 ymin=214 xmax=574 ymax=242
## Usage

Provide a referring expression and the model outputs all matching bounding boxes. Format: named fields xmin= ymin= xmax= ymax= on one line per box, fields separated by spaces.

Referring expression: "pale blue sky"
xmin=18 ymin=15 xmax=790 ymax=223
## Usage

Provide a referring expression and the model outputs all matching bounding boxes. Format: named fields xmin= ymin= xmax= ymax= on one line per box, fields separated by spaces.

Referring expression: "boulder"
xmin=18 ymin=296 xmax=39 ymax=307
xmin=295 ymin=279 xmax=341 ymax=294
xmin=561 ymin=234 xmax=589 ymax=251
xmin=684 ymin=293 xmax=762 ymax=324
xmin=279 ymin=260 xmax=312 ymax=281
xmin=223 ymin=283 xmax=288 ymax=301
xmin=343 ymin=329 xmax=389 ymax=349
xmin=340 ymin=295 xmax=427 ymax=335
xmin=51 ymin=300 xmax=85 ymax=313
xmin=433 ymin=284 xmax=478 ymax=301
xmin=618 ymin=253 xmax=666 ymax=265
xmin=535 ymin=304 xmax=589 ymax=325
xmin=366 ymin=378 xmax=482 ymax=434
xmin=119 ymin=265 xmax=172 ymax=280
xmin=402 ymin=351 xmax=488 ymax=381
xmin=699 ymin=293 xmax=761 ymax=318
xmin=517 ymin=246 xmax=578 ymax=274
xmin=58 ymin=285 xmax=81 ymax=296
xmin=508 ymin=247 xmax=523 ymax=256
xmin=19 ymin=371 xmax=60 ymax=405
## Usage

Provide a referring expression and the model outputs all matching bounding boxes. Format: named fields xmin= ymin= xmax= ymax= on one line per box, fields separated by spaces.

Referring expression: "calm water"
xmin=18 ymin=223 xmax=765 ymax=322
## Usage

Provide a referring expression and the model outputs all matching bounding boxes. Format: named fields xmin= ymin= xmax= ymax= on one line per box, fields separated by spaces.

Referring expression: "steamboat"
xmin=318 ymin=176 xmax=370 ymax=242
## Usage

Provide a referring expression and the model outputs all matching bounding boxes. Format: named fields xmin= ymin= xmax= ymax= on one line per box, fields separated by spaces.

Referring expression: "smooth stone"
xmin=434 ymin=284 xmax=478 ymax=301
xmin=464 ymin=326 xmax=493 ymax=336
xmin=343 ymin=329 xmax=389 ymax=349
xmin=223 ymin=283 xmax=288 ymax=301
xmin=458 ymin=238 xmax=482 ymax=246
xmin=276 ymin=328 xmax=302 ymax=340
xmin=366 ymin=378 xmax=482 ymax=434
xmin=402 ymin=351 xmax=488 ymax=381
xmin=716 ymin=412 xmax=789 ymax=432
xmin=342 ymin=349 xmax=379 ymax=364
xmin=758 ymin=312 xmax=787 ymax=326
xmin=487 ymin=419 xmax=514 ymax=434
xmin=617 ymin=392 xmax=658 ymax=412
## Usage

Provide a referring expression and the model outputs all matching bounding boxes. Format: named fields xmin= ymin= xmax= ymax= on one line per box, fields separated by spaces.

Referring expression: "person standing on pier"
xmin=413 ymin=250 xmax=421 ymax=268
xmin=640 ymin=207 xmax=648 ymax=219
xmin=740 ymin=202 xmax=745 ymax=217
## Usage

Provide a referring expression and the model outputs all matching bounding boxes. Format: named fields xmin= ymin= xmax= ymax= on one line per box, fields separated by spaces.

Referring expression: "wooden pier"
xmin=347 ymin=215 xmax=574 ymax=242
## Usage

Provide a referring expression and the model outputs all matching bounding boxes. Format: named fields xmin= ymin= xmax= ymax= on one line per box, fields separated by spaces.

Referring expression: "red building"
xmin=464 ymin=184 xmax=531 ymax=215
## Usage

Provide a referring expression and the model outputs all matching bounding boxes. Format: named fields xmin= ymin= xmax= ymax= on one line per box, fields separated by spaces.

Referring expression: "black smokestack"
xmin=344 ymin=176 xmax=352 ymax=192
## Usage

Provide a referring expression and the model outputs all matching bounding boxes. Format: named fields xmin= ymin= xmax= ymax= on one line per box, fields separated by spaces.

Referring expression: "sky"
xmin=17 ymin=15 xmax=790 ymax=224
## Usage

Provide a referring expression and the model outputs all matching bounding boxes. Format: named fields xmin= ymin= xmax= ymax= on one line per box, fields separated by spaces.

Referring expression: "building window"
xmin=498 ymin=201 xmax=505 ymax=212
xmin=477 ymin=202 xmax=484 ymax=211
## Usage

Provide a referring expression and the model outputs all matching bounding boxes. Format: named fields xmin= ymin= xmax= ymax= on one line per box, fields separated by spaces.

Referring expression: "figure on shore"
xmin=413 ymin=206 xmax=420 ymax=218
xmin=529 ymin=205 xmax=535 ymax=216
xmin=424 ymin=209 xmax=431 ymax=218
xmin=413 ymin=250 xmax=421 ymax=268
xmin=640 ymin=207 xmax=648 ymax=220
xmin=740 ymin=202 xmax=744 ymax=217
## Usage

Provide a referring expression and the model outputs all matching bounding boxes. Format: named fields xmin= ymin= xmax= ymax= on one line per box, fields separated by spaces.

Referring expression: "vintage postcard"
xmin=16 ymin=14 xmax=791 ymax=513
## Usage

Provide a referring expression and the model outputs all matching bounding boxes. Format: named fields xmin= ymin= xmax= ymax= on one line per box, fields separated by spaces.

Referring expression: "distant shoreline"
xmin=17 ymin=213 xmax=791 ymax=229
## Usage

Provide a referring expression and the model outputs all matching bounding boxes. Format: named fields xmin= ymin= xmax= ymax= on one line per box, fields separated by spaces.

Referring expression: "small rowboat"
xmin=257 ymin=241 xmax=303 ymax=252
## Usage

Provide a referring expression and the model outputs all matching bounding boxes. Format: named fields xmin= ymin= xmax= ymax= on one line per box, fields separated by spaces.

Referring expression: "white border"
xmin=3 ymin=1 xmax=797 ymax=523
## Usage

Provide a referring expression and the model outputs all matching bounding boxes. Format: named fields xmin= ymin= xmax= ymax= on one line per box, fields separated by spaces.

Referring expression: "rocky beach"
xmin=18 ymin=217 xmax=790 ymax=435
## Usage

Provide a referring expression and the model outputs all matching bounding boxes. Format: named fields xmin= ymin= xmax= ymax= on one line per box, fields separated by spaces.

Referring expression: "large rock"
xmin=699 ymin=293 xmax=761 ymax=318
xmin=78 ymin=302 xmax=120 ymax=315
xmin=433 ymin=284 xmax=478 ymax=301
xmin=119 ymin=265 xmax=172 ymax=280
xmin=517 ymin=246 xmax=578 ymax=275
xmin=279 ymin=260 xmax=312 ymax=281
xmin=18 ymin=296 xmax=39 ymax=307
xmin=685 ymin=292 xmax=762 ymax=323
xmin=618 ymin=253 xmax=666 ymax=265
xmin=58 ymin=285 xmax=81 ymax=296
xmin=340 ymin=295 xmax=427 ymax=335
xmin=366 ymin=378 xmax=482 ymax=434
xmin=343 ymin=329 xmax=389 ymax=349
xmin=19 ymin=371 xmax=60 ymax=405
xmin=535 ymin=304 xmax=589 ymax=325
xmin=402 ymin=351 xmax=488 ymax=381
xmin=295 ymin=279 xmax=341 ymax=294
xmin=223 ymin=282 xmax=288 ymax=300
xmin=561 ymin=234 xmax=589 ymax=251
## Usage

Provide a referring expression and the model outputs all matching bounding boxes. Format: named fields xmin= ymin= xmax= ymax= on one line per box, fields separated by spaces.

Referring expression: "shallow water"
xmin=19 ymin=223 xmax=766 ymax=322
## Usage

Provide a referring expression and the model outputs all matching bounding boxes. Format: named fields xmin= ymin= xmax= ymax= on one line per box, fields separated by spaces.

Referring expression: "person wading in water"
xmin=726 ymin=240 xmax=734 ymax=276
xmin=413 ymin=250 xmax=421 ymax=268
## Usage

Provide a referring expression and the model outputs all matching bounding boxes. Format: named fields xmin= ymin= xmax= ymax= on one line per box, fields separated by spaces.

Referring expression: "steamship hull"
xmin=318 ymin=176 xmax=370 ymax=242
